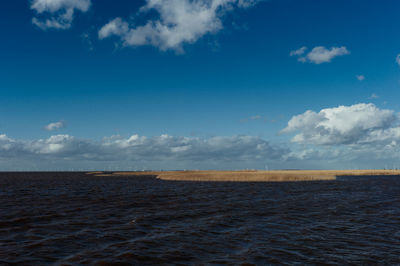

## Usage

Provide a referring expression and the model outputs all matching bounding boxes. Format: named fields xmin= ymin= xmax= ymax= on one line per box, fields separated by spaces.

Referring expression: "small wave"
xmin=1 ymin=172 xmax=400 ymax=264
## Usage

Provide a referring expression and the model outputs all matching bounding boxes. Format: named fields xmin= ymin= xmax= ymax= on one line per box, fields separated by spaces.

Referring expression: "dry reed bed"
xmin=86 ymin=170 xmax=400 ymax=182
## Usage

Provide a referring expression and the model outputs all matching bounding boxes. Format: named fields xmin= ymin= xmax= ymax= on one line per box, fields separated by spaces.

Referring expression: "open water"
xmin=1 ymin=172 xmax=400 ymax=265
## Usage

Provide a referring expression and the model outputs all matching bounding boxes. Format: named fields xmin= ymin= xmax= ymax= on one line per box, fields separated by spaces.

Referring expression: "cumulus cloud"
xmin=31 ymin=0 xmax=91 ymax=30
xmin=356 ymin=75 xmax=365 ymax=81
xmin=279 ymin=103 xmax=400 ymax=169
xmin=98 ymin=0 xmax=258 ymax=51
xmin=45 ymin=121 xmax=66 ymax=131
xmin=291 ymin=46 xmax=350 ymax=64
xmin=0 ymin=134 xmax=287 ymax=170
xmin=282 ymin=103 xmax=399 ymax=146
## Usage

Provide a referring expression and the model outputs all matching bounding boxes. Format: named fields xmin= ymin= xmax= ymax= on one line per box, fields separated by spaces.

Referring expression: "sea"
xmin=1 ymin=172 xmax=400 ymax=265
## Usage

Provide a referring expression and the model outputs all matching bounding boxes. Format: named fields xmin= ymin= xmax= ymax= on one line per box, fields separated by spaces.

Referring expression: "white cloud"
xmin=45 ymin=121 xmax=66 ymax=131
xmin=280 ymin=103 xmax=400 ymax=169
xmin=31 ymin=0 xmax=91 ymax=30
xmin=98 ymin=0 xmax=258 ymax=51
xmin=396 ymin=54 xmax=400 ymax=66
xmin=291 ymin=46 xmax=350 ymax=64
xmin=289 ymin=46 xmax=307 ymax=56
xmin=356 ymin=75 xmax=365 ymax=81
xmin=3 ymin=127 xmax=400 ymax=170
xmin=282 ymin=103 xmax=399 ymax=145
xmin=0 ymin=134 xmax=287 ymax=170
xmin=98 ymin=18 xmax=129 ymax=40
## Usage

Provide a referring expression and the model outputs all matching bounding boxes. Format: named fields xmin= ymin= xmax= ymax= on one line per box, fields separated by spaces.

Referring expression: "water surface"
xmin=1 ymin=172 xmax=400 ymax=265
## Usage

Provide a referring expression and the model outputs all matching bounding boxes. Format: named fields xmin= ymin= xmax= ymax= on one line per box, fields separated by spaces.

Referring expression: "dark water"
xmin=1 ymin=172 xmax=400 ymax=265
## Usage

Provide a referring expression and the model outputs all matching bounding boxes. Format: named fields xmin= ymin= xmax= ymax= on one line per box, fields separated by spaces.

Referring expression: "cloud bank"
xmin=0 ymin=134 xmax=286 ymax=170
xmin=98 ymin=0 xmax=258 ymax=51
xmin=3 ymin=103 xmax=400 ymax=170
xmin=31 ymin=0 xmax=91 ymax=30
xmin=290 ymin=46 xmax=350 ymax=64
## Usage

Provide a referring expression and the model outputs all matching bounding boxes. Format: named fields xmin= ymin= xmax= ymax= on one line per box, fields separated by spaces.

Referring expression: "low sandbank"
xmin=86 ymin=170 xmax=400 ymax=182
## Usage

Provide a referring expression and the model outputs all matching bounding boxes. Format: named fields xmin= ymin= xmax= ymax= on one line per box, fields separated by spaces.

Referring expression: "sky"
xmin=1 ymin=0 xmax=400 ymax=170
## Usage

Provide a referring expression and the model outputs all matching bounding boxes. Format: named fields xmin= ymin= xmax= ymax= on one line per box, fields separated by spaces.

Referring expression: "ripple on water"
xmin=0 ymin=173 xmax=400 ymax=264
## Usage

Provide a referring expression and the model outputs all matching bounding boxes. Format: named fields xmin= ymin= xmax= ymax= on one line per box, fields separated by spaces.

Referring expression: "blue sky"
xmin=1 ymin=0 xmax=400 ymax=170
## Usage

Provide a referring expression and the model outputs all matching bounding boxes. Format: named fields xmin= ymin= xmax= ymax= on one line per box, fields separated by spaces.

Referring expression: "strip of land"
xmin=86 ymin=170 xmax=400 ymax=182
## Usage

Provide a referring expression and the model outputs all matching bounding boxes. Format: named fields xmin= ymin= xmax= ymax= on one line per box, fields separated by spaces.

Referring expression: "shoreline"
xmin=86 ymin=170 xmax=400 ymax=182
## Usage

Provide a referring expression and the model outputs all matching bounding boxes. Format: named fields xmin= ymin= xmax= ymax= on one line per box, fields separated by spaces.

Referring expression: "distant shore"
xmin=86 ymin=170 xmax=400 ymax=182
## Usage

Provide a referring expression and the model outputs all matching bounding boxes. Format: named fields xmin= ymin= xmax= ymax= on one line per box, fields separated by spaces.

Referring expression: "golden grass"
xmin=85 ymin=171 xmax=104 ymax=175
xmin=86 ymin=169 xmax=400 ymax=182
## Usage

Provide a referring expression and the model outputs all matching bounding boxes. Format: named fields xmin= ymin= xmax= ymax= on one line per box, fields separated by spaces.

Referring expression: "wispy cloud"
xmin=81 ymin=32 xmax=94 ymax=51
xmin=31 ymin=0 xmax=91 ymax=30
xmin=289 ymin=46 xmax=307 ymax=57
xmin=356 ymin=75 xmax=365 ymax=81
xmin=291 ymin=46 xmax=350 ymax=64
xmin=240 ymin=115 xmax=262 ymax=123
xmin=98 ymin=0 xmax=259 ymax=52
xmin=45 ymin=121 xmax=66 ymax=131
xmin=396 ymin=54 xmax=400 ymax=66
xmin=369 ymin=93 xmax=379 ymax=99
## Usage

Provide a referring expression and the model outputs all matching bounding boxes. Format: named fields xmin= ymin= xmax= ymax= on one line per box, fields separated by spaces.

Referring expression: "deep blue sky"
xmin=1 ymin=0 xmax=400 ymax=170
